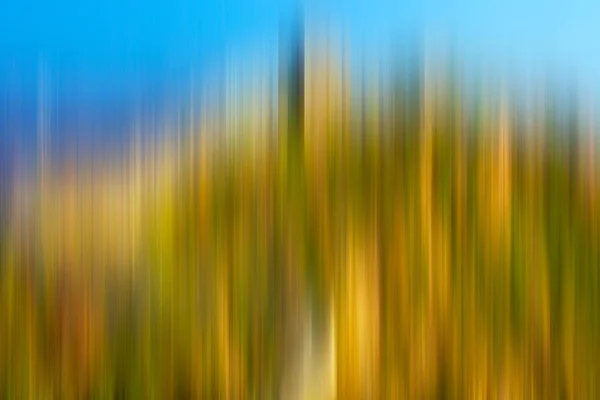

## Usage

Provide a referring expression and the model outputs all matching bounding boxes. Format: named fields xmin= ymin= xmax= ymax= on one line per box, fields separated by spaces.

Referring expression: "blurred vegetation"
xmin=1 ymin=45 xmax=600 ymax=398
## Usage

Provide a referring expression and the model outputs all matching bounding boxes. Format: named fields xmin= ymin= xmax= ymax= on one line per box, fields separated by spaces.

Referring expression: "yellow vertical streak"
xmin=420 ymin=63 xmax=434 ymax=311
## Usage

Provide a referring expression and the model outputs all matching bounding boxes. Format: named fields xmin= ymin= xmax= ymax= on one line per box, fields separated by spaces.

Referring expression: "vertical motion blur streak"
xmin=1 ymin=29 xmax=600 ymax=399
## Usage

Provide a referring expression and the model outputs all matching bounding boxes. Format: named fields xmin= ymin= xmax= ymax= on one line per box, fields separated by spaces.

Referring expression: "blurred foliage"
xmin=1 ymin=50 xmax=600 ymax=398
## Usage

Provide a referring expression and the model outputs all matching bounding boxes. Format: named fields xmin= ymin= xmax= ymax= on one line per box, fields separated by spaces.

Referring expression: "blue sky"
xmin=1 ymin=0 xmax=600 ymax=99
xmin=3 ymin=0 xmax=600 ymax=167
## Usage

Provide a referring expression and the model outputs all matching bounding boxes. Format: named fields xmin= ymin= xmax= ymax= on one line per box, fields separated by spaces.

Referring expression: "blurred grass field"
xmin=1 ymin=42 xmax=600 ymax=398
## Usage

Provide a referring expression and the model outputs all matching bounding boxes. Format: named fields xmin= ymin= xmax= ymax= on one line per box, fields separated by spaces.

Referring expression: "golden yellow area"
xmin=1 ymin=43 xmax=599 ymax=398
